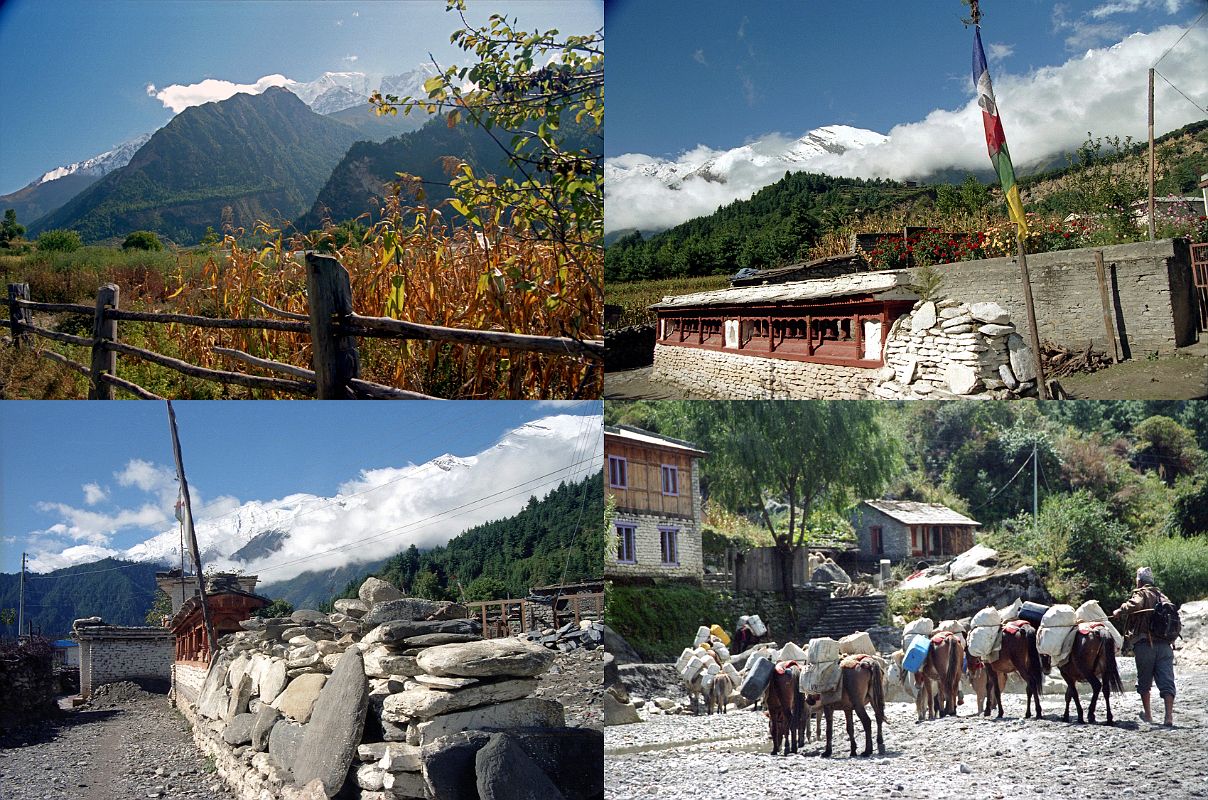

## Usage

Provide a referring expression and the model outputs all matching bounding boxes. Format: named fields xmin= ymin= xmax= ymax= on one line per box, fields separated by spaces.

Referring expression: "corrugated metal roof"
xmin=649 ymin=270 xmax=917 ymax=309
xmin=862 ymin=499 xmax=981 ymax=526
xmin=604 ymin=425 xmax=707 ymax=456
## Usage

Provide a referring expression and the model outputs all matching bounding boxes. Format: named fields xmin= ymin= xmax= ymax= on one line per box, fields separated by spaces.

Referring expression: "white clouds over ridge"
xmin=146 ymin=74 xmax=295 ymax=113
xmin=605 ymin=25 xmax=1208 ymax=233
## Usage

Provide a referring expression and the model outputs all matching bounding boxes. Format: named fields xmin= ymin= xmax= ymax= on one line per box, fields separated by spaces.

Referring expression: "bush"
xmin=122 ymin=230 xmax=164 ymax=251
xmin=1039 ymin=491 xmax=1134 ymax=607
xmin=36 ymin=229 xmax=83 ymax=252
xmin=1130 ymin=535 xmax=1208 ymax=606
xmin=604 ymin=581 xmax=718 ymax=661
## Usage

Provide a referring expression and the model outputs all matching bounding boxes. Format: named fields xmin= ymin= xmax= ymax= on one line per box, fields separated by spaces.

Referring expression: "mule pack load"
xmin=902 ymin=633 xmax=930 ymax=672
xmin=1037 ymin=604 xmax=1079 ymax=665
xmin=800 ymin=637 xmax=843 ymax=698
xmin=739 ymin=654 xmax=774 ymax=701
xmin=968 ymin=606 xmax=1003 ymax=660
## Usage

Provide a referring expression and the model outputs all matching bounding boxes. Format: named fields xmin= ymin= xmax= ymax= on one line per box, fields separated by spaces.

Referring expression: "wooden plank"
xmin=1093 ymin=251 xmax=1121 ymax=362
xmin=213 ymin=347 xmax=316 ymax=380
xmin=105 ymin=340 xmax=315 ymax=395
xmin=89 ymin=284 xmax=118 ymax=400
xmin=19 ymin=325 xmax=93 ymax=347
xmin=306 ymin=252 xmax=359 ymax=399
xmin=98 ymin=372 xmax=164 ymax=400
xmin=108 ymin=309 xmax=309 ymax=333
xmin=347 ymin=378 xmax=441 ymax=400
xmin=3 ymin=295 xmax=91 ymax=315
xmin=7 ymin=284 xmax=31 ymax=348
xmin=251 ymin=296 xmax=309 ymax=320
xmin=36 ymin=348 xmax=91 ymax=378
xmin=344 ymin=314 xmax=604 ymax=360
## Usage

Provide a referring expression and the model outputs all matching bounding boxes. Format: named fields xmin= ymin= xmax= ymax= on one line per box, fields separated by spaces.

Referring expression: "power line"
xmin=1152 ymin=7 xmax=1208 ymax=69
xmin=1154 ymin=69 xmax=1208 ymax=117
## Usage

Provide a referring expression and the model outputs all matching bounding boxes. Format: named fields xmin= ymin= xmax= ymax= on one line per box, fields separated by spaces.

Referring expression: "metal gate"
xmin=1194 ymin=242 xmax=1208 ymax=333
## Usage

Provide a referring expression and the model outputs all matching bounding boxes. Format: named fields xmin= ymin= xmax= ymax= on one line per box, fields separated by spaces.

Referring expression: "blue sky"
xmin=604 ymin=0 xmax=1208 ymax=231
xmin=0 ymin=401 xmax=602 ymax=575
xmin=0 ymin=0 xmax=602 ymax=194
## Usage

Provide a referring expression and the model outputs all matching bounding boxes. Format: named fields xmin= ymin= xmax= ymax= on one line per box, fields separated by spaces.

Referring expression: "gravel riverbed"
xmin=606 ymin=662 xmax=1208 ymax=800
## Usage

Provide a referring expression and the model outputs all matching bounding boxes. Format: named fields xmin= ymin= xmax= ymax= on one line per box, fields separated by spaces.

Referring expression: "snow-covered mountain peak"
xmin=35 ymin=133 xmax=153 ymax=186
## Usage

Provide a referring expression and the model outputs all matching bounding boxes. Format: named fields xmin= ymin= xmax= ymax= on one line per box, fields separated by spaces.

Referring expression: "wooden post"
xmin=8 ymin=283 xmax=31 ymax=348
xmin=1093 ymin=251 xmax=1121 ymax=362
xmin=88 ymin=284 xmax=119 ymax=400
xmin=1148 ymin=67 xmax=1156 ymax=242
xmin=1015 ymin=241 xmax=1048 ymax=399
xmin=306 ymin=252 xmax=359 ymax=398
xmin=166 ymin=401 xmax=218 ymax=657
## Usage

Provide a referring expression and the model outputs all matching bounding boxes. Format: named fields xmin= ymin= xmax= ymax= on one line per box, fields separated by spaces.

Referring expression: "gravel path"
xmin=537 ymin=647 xmax=605 ymax=730
xmin=0 ymin=684 xmax=237 ymax=800
xmin=606 ymin=664 xmax=1208 ymax=800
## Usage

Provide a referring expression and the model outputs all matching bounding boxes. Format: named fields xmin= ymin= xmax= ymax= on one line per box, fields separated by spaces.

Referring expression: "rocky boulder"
xmin=362 ymin=598 xmax=467 ymax=627
xmin=268 ymin=719 xmax=307 ymax=774
xmin=602 ymin=625 xmax=642 ymax=666
xmin=222 ymin=712 xmax=256 ymax=746
xmin=293 ymin=649 xmax=370 ymax=796
xmin=476 ymin=733 xmax=566 ymax=800
xmin=416 ymin=638 xmax=554 ymax=678
xmin=273 ymin=673 xmax=328 ymax=723
xmin=359 ymin=577 xmax=405 ymax=605
xmin=333 ymin=598 xmax=369 ymax=619
xmin=416 ymin=698 xmax=564 ymax=745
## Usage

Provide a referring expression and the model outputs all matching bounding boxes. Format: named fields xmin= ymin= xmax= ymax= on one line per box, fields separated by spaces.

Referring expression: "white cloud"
xmin=987 ymin=42 xmax=1015 ymax=62
xmin=27 ymin=545 xmax=120 ymax=573
xmin=1090 ymin=0 xmax=1186 ymax=18
xmin=344 ymin=55 xmax=359 ymax=63
xmin=33 ymin=502 xmax=169 ymax=546
xmin=693 ymin=49 xmax=707 ymax=66
xmin=336 ymin=19 xmax=344 ymax=27
xmin=82 ymin=483 xmax=107 ymax=505
xmin=147 ymin=74 xmax=295 ymax=113
xmin=604 ymin=25 xmax=1208 ymax=233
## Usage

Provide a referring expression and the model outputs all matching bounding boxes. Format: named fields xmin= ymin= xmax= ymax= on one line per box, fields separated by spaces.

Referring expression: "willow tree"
xmin=675 ymin=401 xmax=902 ymax=607
xmin=370 ymin=0 xmax=603 ymax=304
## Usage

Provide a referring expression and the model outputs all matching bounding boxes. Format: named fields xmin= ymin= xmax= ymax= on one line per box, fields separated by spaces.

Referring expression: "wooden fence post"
xmin=305 ymin=252 xmax=359 ymax=399
xmin=89 ymin=284 xmax=119 ymax=400
xmin=8 ymin=283 xmax=30 ymax=348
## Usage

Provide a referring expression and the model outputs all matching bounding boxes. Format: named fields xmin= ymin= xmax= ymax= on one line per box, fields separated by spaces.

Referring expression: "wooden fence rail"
xmin=2 ymin=251 xmax=603 ymax=400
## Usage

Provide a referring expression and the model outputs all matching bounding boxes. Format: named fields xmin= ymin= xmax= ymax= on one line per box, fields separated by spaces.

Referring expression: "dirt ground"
xmin=605 ymin=659 xmax=1208 ymax=800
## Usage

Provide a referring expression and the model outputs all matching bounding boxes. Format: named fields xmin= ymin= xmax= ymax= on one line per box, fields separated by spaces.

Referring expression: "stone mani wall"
xmin=910 ymin=238 xmax=1197 ymax=356
xmin=174 ymin=661 xmax=209 ymax=705
xmin=0 ymin=644 xmax=58 ymax=723
xmin=871 ymin=299 xmax=1038 ymax=399
xmin=651 ymin=343 xmax=875 ymax=399
xmin=604 ymin=324 xmax=656 ymax=370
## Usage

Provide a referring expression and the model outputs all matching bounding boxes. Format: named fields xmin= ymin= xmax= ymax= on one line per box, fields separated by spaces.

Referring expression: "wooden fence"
xmin=2 ymin=252 xmax=604 ymax=400
xmin=466 ymin=591 xmax=604 ymax=638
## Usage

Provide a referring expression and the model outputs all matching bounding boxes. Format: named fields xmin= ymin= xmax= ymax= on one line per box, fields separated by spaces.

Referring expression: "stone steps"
xmin=805 ymin=595 xmax=887 ymax=641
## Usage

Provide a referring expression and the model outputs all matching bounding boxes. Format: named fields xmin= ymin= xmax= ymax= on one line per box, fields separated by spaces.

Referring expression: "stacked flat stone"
xmin=525 ymin=619 xmax=604 ymax=652
xmin=872 ymin=299 xmax=1039 ymax=399
xmin=184 ymin=576 xmax=598 ymax=800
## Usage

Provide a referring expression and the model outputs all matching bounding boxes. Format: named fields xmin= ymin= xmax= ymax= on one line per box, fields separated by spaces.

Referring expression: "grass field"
xmin=606 ymin=274 xmax=730 ymax=328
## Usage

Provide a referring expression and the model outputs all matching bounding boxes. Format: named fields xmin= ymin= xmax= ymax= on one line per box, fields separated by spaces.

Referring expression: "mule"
xmin=1057 ymin=625 xmax=1124 ymax=725
xmin=985 ymin=620 xmax=1047 ymax=719
xmin=925 ymin=631 xmax=965 ymax=718
xmin=707 ymin=671 xmax=735 ymax=715
xmin=804 ymin=656 xmax=886 ymax=758
xmin=966 ymin=655 xmax=993 ymax=716
xmin=686 ymin=649 xmax=723 ymax=715
xmin=764 ymin=664 xmax=803 ymax=756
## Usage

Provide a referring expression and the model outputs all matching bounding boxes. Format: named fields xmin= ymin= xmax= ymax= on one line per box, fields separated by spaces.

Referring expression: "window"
xmin=910 ymin=526 xmax=922 ymax=556
xmin=661 ymin=464 xmax=679 ymax=496
xmin=615 ymin=523 xmax=636 ymax=563
xmin=870 ymin=525 xmax=883 ymax=555
xmin=659 ymin=527 xmax=679 ymax=565
xmin=608 ymin=456 xmax=627 ymax=489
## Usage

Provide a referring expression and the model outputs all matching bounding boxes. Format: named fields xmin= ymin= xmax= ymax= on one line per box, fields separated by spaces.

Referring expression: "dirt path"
xmin=604 ymin=366 xmax=702 ymax=400
xmin=606 ymin=663 xmax=1208 ymax=800
xmin=0 ymin=687 xmax=237 ymax=800
xmin=1057 ymin=343 xmax=1208 ymax=400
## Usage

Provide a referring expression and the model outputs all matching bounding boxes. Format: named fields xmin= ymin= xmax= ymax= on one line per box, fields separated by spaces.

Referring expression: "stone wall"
xmin=175 ymin=581 xmax=601 ymax=800
xmin=0 ymin=640 xmax=58 ymax=725
xmin=174 ymin=661 xmax=208 ymax=706
xmin=76 ymin=630 xmax=175 ymax=697
xmin=852 ymin=506 xmax=912 ymax=563
xmin=712 ymin=585 xmax=830 ymax=645
xmin=605 ymin=324 xmax=656 ymax=370
xmin=871 ymin=299 xmax=1038 ymax=399
xmin=651 ymin=344 xmax=874 ymax=399
xmin=607 ymin=460 xmax=704 ymax=582
xmin=908 ymin=238 xmax=1197 ymax=356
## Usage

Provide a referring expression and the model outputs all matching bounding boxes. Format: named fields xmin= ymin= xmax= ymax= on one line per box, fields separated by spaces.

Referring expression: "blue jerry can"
xmin=903 ymin=634 xmax=930 ymax=672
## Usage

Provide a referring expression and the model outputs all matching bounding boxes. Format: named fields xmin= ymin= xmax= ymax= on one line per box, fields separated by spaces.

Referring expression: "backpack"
xmin=1149 ymin=596 xmax=1182 ymax=642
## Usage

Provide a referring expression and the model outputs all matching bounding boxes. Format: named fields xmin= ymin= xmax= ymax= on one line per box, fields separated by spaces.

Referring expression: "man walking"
xmin=1111 ymin=567 xmax=1177 ymax=726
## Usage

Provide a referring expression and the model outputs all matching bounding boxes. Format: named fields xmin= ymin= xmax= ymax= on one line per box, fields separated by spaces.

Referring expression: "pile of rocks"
xmin=182 ymin=576 xmax=602 ymax=800
xmin=872 ymin=299 xmax=1039 ymax=399
xmin=526 ymin=620 xmax=604 ymax=652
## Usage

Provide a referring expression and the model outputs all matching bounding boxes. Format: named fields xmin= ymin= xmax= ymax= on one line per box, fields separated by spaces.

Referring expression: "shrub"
xmin=604 ymin=581 xmax=718 ymax=661
xmin=36 ymin=229 xmax=82 ymax=253
xmin=122 ymin=230 xmax=163 ymax=251
xmin=1130 ymin=535 xmax=1208 ymax=606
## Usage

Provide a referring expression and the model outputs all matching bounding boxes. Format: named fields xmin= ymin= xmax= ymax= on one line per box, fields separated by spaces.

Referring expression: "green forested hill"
xmin=32 ymin=87 xmax=360 ymax=244
xmin=337 ymin=472 xmax=604 ymax=603
xmin=0 ymin=559 xmax=160 ymax=640
xmin=604 ymin=172 xmax=933 ymax=282
xmin=298 ymin=113 xmax=597 ymax=231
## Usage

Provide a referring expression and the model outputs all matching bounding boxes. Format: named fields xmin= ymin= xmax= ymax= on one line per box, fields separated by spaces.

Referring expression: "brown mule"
xmin=1058 ymin=625 xmax=1124 ymax=725
xmin=764 ymin=664 xmax=803 ymax=756
xmin=966 ymin=655 xmax=993 ymax=715
xmin=925 ymin=631 xmax=965 ymax=718
xmin=985 ymin=620 xmax=1048 ymax=719
xmin=805 ymin=657 xmax=886 ymax=758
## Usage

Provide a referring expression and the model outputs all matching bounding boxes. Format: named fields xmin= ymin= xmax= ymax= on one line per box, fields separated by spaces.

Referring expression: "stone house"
xmin=851 ymin=499 xmax=981 ymax=566
xmin=72 ymin=620 xmax=175 ymax=698
xmin=604 ymin=425 xmax=707 ymax=582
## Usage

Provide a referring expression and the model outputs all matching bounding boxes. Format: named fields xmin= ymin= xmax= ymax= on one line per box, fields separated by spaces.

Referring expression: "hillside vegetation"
xmin=336 ymin=472 xmax=604 ymax=603
xmin=0 ymin=559 xmax=161 ymax=640
xmin=606 ymin=121 xmax=1208 ymax=284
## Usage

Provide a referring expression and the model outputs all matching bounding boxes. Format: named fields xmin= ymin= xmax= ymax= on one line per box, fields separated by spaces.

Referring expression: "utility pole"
xmin=18 ymin=552 xmax=25 ymax=642
xmin=166 ymin=401 xmax=217 ymax=658
xmin=1033 ymin=441 xmax=1039 ymax=528
xmin=1148 ymin=67 xmax=1156 ymax=242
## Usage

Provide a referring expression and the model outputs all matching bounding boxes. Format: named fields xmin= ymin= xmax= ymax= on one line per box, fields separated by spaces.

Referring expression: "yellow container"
xmin=710 ymin=624 xmax=731 ymax=646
